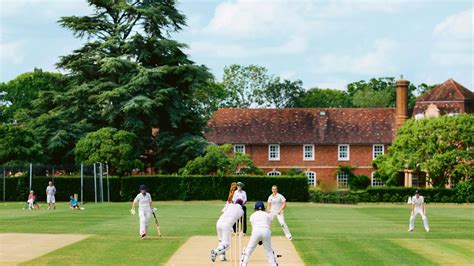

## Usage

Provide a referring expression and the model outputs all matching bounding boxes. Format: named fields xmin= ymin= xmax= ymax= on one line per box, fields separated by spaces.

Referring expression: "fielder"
xmin=408 ymin=190 xmax=430 ymax=232
xmin=46 ymin=181 xmax=56 ymax=210
xmin=130 ymin=184 xmax=156 ymax=240
xmin=211 ymin=199 xmax=244 ymax=262
xmin=267 ymin=185 xmax=293 ymax=240
xmin=240 ymin=201 xmax=278 ymax=266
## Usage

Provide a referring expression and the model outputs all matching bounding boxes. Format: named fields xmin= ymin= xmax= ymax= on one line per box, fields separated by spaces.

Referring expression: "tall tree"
xmin=292 ymin=88 xmax=352 ymax=108
xmin=373 ymin=114 xmax=473 ymax=187
xmin=56 ymin=0 xmax=215 ymax=172
xmin=0 ymin=124 xmax=42 ymax=165
xmin=221 ymin=64 xmax=273 ymax=108
xmin=0 ymin=69 xmax=67 ymax=123
xmin=347 ymin=77 xmax=417 ymax=109
xmin=262 ymin=78 xmax=305 ymax=108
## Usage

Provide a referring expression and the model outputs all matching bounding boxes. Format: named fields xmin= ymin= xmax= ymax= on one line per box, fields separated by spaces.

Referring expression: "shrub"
xmin=121 ymin=175 xmax=308 ymax=202
xmin=454 ymin=181 xmax=473 ymax=203
xmin=349 ymin=175 xmax=370 ymax=191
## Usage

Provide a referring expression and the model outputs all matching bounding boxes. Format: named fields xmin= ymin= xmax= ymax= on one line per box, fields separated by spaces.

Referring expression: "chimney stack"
xmin=395 ymin=78 xmax=410 ymax=128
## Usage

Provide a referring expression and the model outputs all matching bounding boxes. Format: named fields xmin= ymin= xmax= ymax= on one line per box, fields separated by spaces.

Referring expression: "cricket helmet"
xmin=254 ymin=201 xmax=265 ymax=211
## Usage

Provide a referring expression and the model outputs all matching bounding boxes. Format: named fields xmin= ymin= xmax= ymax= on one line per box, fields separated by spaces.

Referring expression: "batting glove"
xmin=130 ymin=208 xmax=136 ymax=215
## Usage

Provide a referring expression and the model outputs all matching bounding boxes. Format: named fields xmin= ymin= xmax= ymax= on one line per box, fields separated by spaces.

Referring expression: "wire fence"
xmin=1 ymin=163 xmax=113 ymax=204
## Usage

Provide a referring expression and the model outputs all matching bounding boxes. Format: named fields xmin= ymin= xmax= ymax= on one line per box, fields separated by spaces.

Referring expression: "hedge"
xmin=0 ymin=176 xmax=121 ymax=202
xmin=0 ymin=175 xmax=309 ymax=202
xmin=121 ymin=175 xmax=309 ymax=202
xmin=309 ymin=187 xmax=466 ymax=204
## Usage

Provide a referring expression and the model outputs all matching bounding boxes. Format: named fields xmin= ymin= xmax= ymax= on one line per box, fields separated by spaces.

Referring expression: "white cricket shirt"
xmin=250 ymin=211 xmax=271 ymax=229
xmin=134 ymin=192 xmax=152 ymax=209
xmin=411 ymin=195 xmax=424 ymax=207
xmin=232 ymin=190 xmax=247 ymax=204
xmin=46 ymin=185 xmax=56 ymax=196
xmin=267 ymin=193 xmax=286 ymax=213
xmin=219 ymin=203 xmax=244 ymax=224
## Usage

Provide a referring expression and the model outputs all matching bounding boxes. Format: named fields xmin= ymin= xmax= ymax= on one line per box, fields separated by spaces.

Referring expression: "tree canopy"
xmin=373 ymin=114 xmax=473 ymax=187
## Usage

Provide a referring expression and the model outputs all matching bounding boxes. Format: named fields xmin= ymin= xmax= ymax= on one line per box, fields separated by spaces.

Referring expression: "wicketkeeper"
xmin=131 ymin=184 xmax=156 ymax=240
xmin=240 ymin=201 xmax=278 ymax=266
xmin=408 ymin=190 xmax=430 ymax=232
xmin=211 ymin=199 xmax=244 ymax=262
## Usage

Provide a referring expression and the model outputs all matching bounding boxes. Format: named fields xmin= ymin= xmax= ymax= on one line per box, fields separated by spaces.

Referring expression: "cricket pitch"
xmin=0 ymin=233 xmax=90 ymax=265
xmin=166 ymin=235 xmax=304 ymax=266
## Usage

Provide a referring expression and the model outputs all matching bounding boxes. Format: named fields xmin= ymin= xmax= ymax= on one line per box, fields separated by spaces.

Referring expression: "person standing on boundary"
xmin=409 ymin=190 xmax=430 ymax=232
xmin=131 ymin=184 xmax=156 ymax=240
xmin=46 ymin=181 xmax=56 ymax=210
xmin=232 ymin=181 xmax=248 ymax=234
xmin=240 ymin=201 xmax=278 ymax=266
xmin=210 ymin=199 xmax=244 ymax=262
xmin=267 ymin=185 xmax=293 ymax=240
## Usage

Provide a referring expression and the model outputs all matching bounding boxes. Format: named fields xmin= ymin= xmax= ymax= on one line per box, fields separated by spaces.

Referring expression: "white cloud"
xmin=188 ymin=35 xmax=307 ymax=58
xmin=431 ymin=8 xmax=473 ymax=67
xmin=0 ymin=41 xmax=25 ymax=65
xmin=313 ymin=39 xmax=399 ymax=75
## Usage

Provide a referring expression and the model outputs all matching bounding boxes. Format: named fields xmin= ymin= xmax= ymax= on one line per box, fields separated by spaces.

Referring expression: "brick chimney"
xmin=395 ymin=78 xmax=410 ymax=128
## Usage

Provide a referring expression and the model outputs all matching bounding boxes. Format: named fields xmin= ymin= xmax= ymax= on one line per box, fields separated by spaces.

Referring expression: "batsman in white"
xmin=267 ymin=185 xmax=293 ymax=240
xmin=46 ymin=181 xmax=56 ymax=210
xmin=130 ymin=184 xmax=156 ymax=240
xmin=408 ymin=190 xmax=430 ymax=232
xmin=240 ymin=201 xmax=278 ymax=266
xmin=210 ymin=199 xmax=244 ymax=262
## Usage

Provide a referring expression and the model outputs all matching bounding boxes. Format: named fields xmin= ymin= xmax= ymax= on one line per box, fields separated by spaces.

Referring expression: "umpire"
xmin=232 ymin=182 xmax=247 ymax=234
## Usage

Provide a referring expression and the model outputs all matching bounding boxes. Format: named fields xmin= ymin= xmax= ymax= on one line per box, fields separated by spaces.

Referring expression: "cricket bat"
xmin=152 ymin=211 xmax=162 ymax=237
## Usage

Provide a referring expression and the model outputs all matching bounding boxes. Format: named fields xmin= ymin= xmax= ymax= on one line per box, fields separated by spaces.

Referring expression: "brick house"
xmin=205 ymin=79 xmax=473 ymax=188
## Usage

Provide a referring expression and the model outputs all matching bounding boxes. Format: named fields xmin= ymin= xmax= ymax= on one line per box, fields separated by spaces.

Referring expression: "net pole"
xmin=80 ymin=163 xmax=84 ymax=205
xmin=99 ymin=162 xmax=104 ymax=203
xmin=3 ymin=167 xmax=5 ymax=202
xmin=29 ymin=163 xmax=32 ymax=192
xmin=106 ymin=163 xmax=110 ymax=202
xmin=93 ymin=163 xmax=97 ymax=204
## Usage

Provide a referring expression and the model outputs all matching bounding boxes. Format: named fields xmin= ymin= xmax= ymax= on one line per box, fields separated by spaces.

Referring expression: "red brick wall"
xmin=242 ymin=144 xmax=381 ymax=187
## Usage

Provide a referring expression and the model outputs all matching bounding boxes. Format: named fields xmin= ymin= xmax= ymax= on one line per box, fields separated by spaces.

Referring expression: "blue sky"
xmin=1 ymin=0 xmax=473 ymax=90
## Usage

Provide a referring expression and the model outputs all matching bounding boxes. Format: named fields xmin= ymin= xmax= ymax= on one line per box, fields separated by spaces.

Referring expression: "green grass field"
xmin=1 ymin=201 xmax=473 ymax=265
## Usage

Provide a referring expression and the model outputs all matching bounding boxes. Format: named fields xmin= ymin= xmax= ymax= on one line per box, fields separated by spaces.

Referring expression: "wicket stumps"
xmin=230 ymin=216 xmax=244 ymax=266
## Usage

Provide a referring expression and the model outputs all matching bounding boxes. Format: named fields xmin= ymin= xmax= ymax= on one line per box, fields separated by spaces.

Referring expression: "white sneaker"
xmin=220 ymin=254 xmax=227 ymax=261
xmin=426 ymin=229 xmax=430 ymax=232
xmin=288 ymin=235 xmax=293 ymax=241
xmin=210 ymin=249 xmax=217 ymax=262
xmin=408 ymin=229 xmax=413 ymax=232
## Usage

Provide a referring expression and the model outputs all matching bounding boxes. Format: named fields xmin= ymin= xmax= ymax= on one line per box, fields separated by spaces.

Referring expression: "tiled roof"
xmin=417 ymin=79 xmax=474 ymax=102
xmin=205 ymin=108 xmax=395 ymax=145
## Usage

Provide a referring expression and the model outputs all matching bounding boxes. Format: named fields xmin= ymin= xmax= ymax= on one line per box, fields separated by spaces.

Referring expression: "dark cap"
xmin=236 ymin=199 xmax=244 ymax=206
xmin=139 ymin=184 xmax=147 ymax=191
xmin=254 ymin=201 xmax=265 ymax=211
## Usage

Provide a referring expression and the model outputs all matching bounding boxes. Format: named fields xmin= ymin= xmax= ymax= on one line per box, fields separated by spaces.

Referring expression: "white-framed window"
xmin=337 ymin=171 xmax=349 ymax=189
xmin=268 ymin=144 xmax=280 ymax=161
xmin=372 ymin=144 xmax=384 ymax=160
xmin=303 ymin=144 xmax=314 ymax=161
xmin=338 ymin=144 xmax=350 ymax=161
xmin=267 ymin=171 xmax=281 ymax=176
xmin=305 ymin=171 xmax=316 ymax=187
xmin=234 ymin=144 xmax=245 ymax=154
xmin=371 ymin=172 xmax=384 ymax=187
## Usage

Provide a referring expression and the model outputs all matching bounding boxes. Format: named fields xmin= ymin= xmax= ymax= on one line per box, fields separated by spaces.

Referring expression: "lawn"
xmin=0 ymin=201 xmax=473 ymax=265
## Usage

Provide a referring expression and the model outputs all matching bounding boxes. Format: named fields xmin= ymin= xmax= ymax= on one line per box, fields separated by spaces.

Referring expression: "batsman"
xmin=130 ymin=184 xmax=157 ymax=240
xmin=210 ymin=182 xmax=244 ymax=262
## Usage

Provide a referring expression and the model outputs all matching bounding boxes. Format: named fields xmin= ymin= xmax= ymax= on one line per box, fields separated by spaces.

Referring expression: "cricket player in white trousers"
xmin=130 ymin=184 xmax=156 ymax=240
xmin=240 ymin=201 xmax=278 ymax=266
xmin=211 ymin=199 xmax=244 ymax=262
xmin=409 ymin=190 xmax=430 ymax=232
xmin=267 ymin=185 xmax=293 ymax=240
xmin=46 ymin=181 xmax=56 ymax=210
